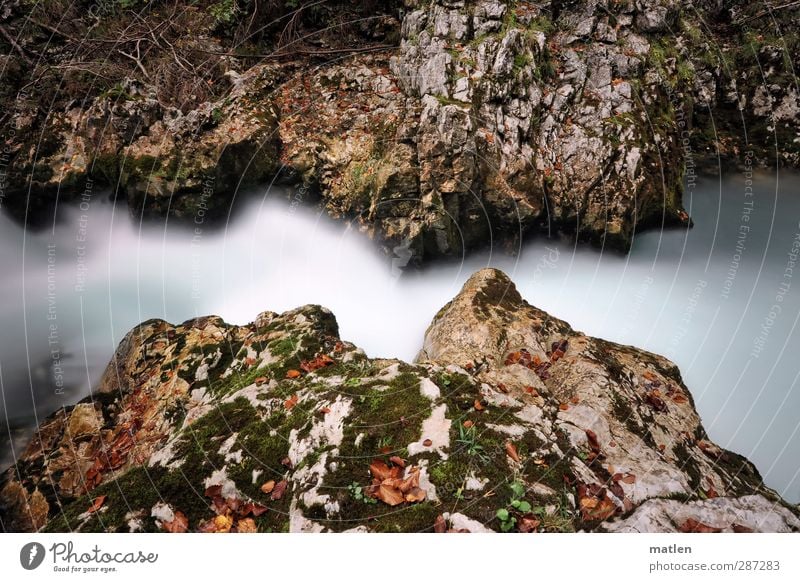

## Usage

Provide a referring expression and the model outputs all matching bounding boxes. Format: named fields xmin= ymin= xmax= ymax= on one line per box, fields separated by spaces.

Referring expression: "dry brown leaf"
xmin=213 ymin=514 xmax=234 ymax=533
xmin=286 ymin=369 xmax=301 ymax=379
xmin=519 ymin=516 xmax=541 ymax=533
xmin=559 ymin=403 xmax=570 ymax=411
xmin=87 ymin=495 xmax=106 ymax=514
xmin=236 ymin=518 xmax=258 ymax=533
xmin=270 ymin=480 xmax=288 ymax=501
xmin=474 ymin=400 xmax=485 ymax=411
xmin=284 ymin=394 xmax=299 ymax=410
xmin=404 ymin=487 xmax=427 ymax=503
xmin=621 ymin=473 xmax=636 ymax=485
xmin=369 ymin=460 xmax=395 ymax=481
xmin=462 ymin=420 xmax=474 ymax=429
xmin=260 ymin=480 xmax=276 ymax=495
xmin=679 ymin=518 xmax=722 ymax=533
xmin=423 ymin=438 xmax=433 ymax=447
xmin=389 ymin=456 xmax=406 ymax=468
xmin=162 ymin=510 xmax=189 ymax=533
xmin=434 ymin=514 xmax=447 ymax=533
xmin=376 ymin=483 xmax=405 ymax=506
xmin=505 ymin=441 xmax=521 ymax=463
xmin=204 ymin=485 xmax=222 ymax=498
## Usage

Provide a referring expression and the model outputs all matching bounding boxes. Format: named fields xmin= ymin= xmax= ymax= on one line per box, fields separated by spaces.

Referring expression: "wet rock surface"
xmin=2 ymin=1 xmax=798 ymax=259
xmin=2 ymin=269 xmax=797 ymax=533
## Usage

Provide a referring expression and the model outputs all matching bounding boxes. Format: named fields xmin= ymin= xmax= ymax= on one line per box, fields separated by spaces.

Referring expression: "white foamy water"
xmin=1 ymin=170 xmax=799 ymax=502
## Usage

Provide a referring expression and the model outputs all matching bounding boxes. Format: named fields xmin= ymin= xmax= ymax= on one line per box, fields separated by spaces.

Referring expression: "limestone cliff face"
xmin=2 ymin=269 xmax=797 ymax=533
xmin=3 ymin=1 xmax=799 ymax=259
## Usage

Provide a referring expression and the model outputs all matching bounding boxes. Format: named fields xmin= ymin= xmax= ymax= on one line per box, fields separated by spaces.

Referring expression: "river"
xmin=1 ymin=170 xmax=799 ymax=502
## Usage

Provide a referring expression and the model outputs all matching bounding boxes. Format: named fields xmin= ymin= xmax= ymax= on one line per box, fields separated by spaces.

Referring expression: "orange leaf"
xmin=87 ymin=495 xmax=107 ymax=514
xmin=260 ymin=480 xmax=276 ymax=494
xmin=404 ymin=487 xmax=427 ymax=503
xmin=505 ymin=441 xmax=521 ymax=463
xmin=474 ymin=400 xmax=484 ymax=411
xmin=319 ymin=406 xmax=331 ymax=414
xmin=369 ymin=460 xmax=395 ymax=481
xmin=376 ymin=483 xmax=405 ymax=506
xmin=213 ymin=514 xmax=234 ymax=533
xmin=236 ymin=517 xmax=258 ymax=533
xmin=162 ymin=510 xmax=188 ymax=533
xmin=286 ymin=369 xmax=301 ymax=379
xmin=462 ymin=420 xmax=474 ymax=429
xmin=679 ymin=518 xmax=722 ymax=533
xmin=559 ymin=403 xmax=570 ymax=411
xmin=389 ymin=456 xmax=406 ymax=468
xmin=284 ymin=394 xmax=299 ymax=410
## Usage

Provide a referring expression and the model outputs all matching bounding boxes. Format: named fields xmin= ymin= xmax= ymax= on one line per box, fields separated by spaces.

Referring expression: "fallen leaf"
xmin=474 ymin=400 xmax=484 ymax=411
xmin=389 ymin=456 xmax=406 ymax=468
xmin=284 ymin=394 xmax=299 ymax=410
xmin=87 ymin=495 xmax=107 ymax=514
xmin=270 ymin=480 xmax=288 ymax=501
xmin=423 ymin=438 xmax=433 ymax=447
xmin=376 ymin=483 xmax=405 ymax=506
xmin=570 ymin=395 xmax=580 ymax=404
xmin=369 ymin=460 xmax=396 ymax=481
xmin=621 ymin=473 xmax=636 ymax=485
xmin=679 ymin=518 xmax=722 ymax=533
xmin=286 ymin=369 xmax=301 ymax=379
xmin=559 ymin=403 xmax=570 ymax=411
xmin=585 ymin=429 xmax=601 ymax=454
xmin=281 ymin=456 xmax=293 ymax=469
xmin=519 ymin=515 xmax=541 ymax=533
xmin=319 ymin=406 xmax=331 ymax=414
xmin=505 ymin=441 xmax=521 ymax=463
xmin=254 ymin=376 xmax=268 ymax=386
xmin=213 ymin=514 xmax=234 ymax=533
xmin=204 ymin=485 xmax=222 ymax=498
xmin=236 ymin=518 xmax=258 ymax=533
xmin=434 ymin=514 xmax=447 ymax=533
xmin=300 ymin=354 xmax=335 ymax=373
xmin=732 ymin=524 xmax=754 ymax=533
xmin=462 ymin=420 xmax=474 ymax=429
xmin=162 ymin=510 xmax=188 ymax=533
xmin=524 ymin=386 xmax=539 ymax=396
xmin=404 ymin=487 xmax=427 ymax=503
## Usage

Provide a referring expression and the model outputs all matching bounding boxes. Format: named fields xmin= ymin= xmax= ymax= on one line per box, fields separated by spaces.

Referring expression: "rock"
xmin=3 ymin=0 xmax=799 ymax=252
xmin=1 ymin=268 xmax=796 ymax=532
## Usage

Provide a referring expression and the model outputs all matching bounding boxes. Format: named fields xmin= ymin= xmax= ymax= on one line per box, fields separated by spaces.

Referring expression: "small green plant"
xmin=495 ymin=481 xmax=532 ymax=532
xmin=348 ymin=482 xmax=377 ymax=504
xmin=455 ymin=425 xmax=488 ymax=462
xmin=377 ymin=435 xmax=393 ymax=450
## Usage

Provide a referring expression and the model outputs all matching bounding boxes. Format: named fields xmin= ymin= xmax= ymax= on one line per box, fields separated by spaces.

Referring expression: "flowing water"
xmin=1 ymin=171 xmax=799 ymax=502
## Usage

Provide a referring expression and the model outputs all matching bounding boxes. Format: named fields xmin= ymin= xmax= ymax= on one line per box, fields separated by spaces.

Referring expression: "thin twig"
xmin=0 ymin=24 xmax=33 ymax=65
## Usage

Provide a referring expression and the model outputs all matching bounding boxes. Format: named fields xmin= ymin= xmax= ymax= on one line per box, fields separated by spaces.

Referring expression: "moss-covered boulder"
xmin=1 ymin=269 xmax=797 ymax=533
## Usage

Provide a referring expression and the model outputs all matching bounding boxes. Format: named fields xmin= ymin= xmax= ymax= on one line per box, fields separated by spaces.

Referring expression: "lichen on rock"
xmin=1 ymin=268 xmax=796 ymax=533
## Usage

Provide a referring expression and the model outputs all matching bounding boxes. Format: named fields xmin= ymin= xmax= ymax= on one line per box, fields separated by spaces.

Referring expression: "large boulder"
xmin=1 ymin=269 xmax=796 ymax=533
